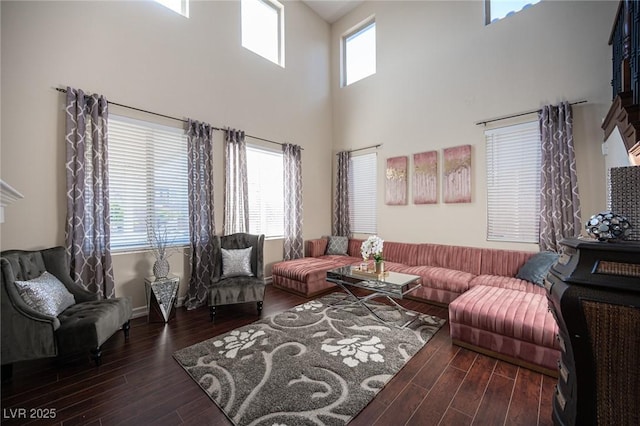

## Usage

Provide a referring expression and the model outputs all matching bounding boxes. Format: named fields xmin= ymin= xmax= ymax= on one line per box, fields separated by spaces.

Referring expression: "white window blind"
xmin=348 ymin=152 xmax=377 ymax=234
xmin=485 ymin=121 xmax=541 ymax=243
xmin=108 ymin=115 xmax=189 ymax=251
xmin=247 ymin=145 xmax=284 ymax=238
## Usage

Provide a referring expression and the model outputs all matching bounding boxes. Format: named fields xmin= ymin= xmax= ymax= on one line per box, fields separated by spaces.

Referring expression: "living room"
xmin=1 ymin=0 xmax=635 ymax=425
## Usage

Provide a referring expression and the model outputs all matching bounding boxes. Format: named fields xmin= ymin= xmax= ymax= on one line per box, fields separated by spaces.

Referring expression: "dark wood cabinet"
xmin=545 ymin=238 xmax=640 ymax=426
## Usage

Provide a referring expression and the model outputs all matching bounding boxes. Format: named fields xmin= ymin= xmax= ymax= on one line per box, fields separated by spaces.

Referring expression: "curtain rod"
xmin=337 ymin=144 xmax=382 ymax=155
xmin=54 ymin=87 xmax=297 ymax=149
xmin=475 ymin=100 xmax=588 ymax=126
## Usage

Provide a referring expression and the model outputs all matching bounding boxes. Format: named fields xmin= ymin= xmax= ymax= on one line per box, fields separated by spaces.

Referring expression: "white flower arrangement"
xmin=361 ymin=235 xmax=384 ymax=262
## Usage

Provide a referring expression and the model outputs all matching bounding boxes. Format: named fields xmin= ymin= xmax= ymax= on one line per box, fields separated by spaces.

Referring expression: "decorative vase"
xmin=585 ymin=211 xmax=633 ymax=242
xmin=153 ymin=258 xmax=170 ymax=279
xmin=375 ymin=260 xmax=385 ymax=274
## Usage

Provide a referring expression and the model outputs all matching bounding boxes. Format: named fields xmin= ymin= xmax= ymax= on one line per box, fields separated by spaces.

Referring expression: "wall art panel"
xmin=385 ymin=156 xmax=408 ymax=205
xmin=443 ymin=145 xmax=472 ymax=203
xmin=413 ymin=151 xmax=438 ymax=204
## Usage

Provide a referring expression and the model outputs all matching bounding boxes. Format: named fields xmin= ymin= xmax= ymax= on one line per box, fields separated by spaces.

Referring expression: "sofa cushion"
xmin=306 ymin=239 xmax=328 ymax=257
xmin=57 ymin=297 xmax=132 ymax=350
xmin=449 ymin=285 xmax=560 ymax=371
xmin=325 ymin=236 xmax=349 ymax=255
xmin=380 ymin=241 xmax=418 ymax=265
xmin=469 ymin=275 xmax=547 ymax=296
xmin=347 ymin=239 xmax=365 ymax=258
xmin=15 ymin=271 xmax=76 ymax=317
xmin=414 ymin=244 xmax=482 ymax=274
xmin=318 ymin=255 xmax=360 ymax=267
xmin=401 ymin=265 xmax=475 ymax=293
xmin=272 ymin=257 xmax=338 ymax=282
xmin=516 ymin=251 xmax=559 ymax=286
xmin=449 ymin=285 xmax=559 ymax=349
xmin=479 ymin=248 xmax=536 ymax=277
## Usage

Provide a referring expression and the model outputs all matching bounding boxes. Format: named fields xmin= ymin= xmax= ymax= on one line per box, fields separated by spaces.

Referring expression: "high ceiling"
xmin=302 ymin=0 xmax=365 ymax=24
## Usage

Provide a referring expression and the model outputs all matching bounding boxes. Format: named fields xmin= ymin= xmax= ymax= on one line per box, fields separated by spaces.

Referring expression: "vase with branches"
xmin=147 ymin=219 xmax=175 ymax=279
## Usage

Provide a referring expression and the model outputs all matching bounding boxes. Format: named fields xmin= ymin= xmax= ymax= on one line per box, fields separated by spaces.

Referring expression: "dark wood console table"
xmin=545 ymin=237 xmax=640 ymax=426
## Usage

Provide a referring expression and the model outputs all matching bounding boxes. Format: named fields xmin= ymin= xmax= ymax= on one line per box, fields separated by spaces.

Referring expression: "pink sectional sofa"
xmin=271 ymin=238 xmax=560 ymax=376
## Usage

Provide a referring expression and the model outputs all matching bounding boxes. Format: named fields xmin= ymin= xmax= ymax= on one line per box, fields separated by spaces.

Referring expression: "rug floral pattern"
xmin=174 ymin=293 xmax=446 ymax=426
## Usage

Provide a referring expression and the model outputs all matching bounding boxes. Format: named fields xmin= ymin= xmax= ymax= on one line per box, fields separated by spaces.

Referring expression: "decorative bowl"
xmin=585 ymin=211 xmax=633 ymax=241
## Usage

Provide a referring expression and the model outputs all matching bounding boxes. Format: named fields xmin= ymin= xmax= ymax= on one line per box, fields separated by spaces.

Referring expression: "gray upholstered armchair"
xmin=208 ymin=233 xmax=266 ymax=320
xmin=1 ymin=247 xmax=132 ymax=381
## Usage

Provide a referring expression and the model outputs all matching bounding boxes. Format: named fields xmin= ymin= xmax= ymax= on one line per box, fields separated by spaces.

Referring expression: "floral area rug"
xmin=173 ymin=293 xmax=446 ymax=426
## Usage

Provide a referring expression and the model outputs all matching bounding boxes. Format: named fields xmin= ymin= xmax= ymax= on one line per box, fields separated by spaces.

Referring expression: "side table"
xmin=145 ymin=275 xmax=179 ymax=323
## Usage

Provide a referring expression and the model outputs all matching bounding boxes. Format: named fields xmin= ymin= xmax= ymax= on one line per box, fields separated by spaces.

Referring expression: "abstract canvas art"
xmin=413 ymin=151 xmax=438 ymax=204
xmin=385 ymin=156 xmax=408 ymax=205
xmin=443 ymin=145 xmax=472 ymax=203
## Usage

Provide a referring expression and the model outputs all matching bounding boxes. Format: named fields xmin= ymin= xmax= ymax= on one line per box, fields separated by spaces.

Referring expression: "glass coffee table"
xmin=326 ymin=265 xmax=421 ymax=328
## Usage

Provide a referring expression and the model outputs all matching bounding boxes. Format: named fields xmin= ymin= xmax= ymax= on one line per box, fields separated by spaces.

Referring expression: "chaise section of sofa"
xmin=271 ymin=238 xmax=362 ymax=297
xmin=449 ymin=284 xmax=560 ymax=376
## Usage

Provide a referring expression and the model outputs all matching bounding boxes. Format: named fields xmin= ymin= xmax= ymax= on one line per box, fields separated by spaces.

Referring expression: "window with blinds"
xmin=348 ymin=152 xmax=377 ymax=234
xmin=108 ymin=115 xmax=189 ymax=251
xmin=247 ymin=145 xmax=284 ymax=238
xmin=485 ymin=121 xmax=541 ymax=243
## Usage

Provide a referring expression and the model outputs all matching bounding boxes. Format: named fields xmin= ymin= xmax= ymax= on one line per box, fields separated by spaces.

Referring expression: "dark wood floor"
xmin=1 ymin=285 xmax=556 ymax=426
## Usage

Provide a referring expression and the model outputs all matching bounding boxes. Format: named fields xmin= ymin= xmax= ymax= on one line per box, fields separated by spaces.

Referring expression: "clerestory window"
xmin=485 ymin=0 xmax=540 ymax=25
xmin=241 ymin=0 xmax=285 ymax=67
xmin=341 ymin=18 xmax=376 ymax=87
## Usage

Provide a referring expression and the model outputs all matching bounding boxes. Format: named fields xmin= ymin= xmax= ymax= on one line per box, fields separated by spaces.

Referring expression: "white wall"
xmin=331 ymin=0 xmax=617 ymax=251
xmin=0 ymin=0 xmax=333 ymax=310
xmin=0 ymin=0 xmax=623 ymax=312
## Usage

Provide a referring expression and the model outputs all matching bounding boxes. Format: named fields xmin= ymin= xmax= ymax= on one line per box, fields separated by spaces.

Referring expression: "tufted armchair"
xmin=208 ymin=233 xmax=266 ymax=320
xmin=1 ymin=247 xmax=132 ymax=381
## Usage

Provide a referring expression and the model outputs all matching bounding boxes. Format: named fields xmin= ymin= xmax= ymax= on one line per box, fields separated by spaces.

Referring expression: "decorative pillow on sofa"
xmin=516 ymin=251 xmax=560 ymax=287
xmin=14 ymin=271 xmax=76 ymax=317
xmin=325 ymin=235 xmax=348 ymax=256
xmin=222 ymin=247 xmax=254 ymax=278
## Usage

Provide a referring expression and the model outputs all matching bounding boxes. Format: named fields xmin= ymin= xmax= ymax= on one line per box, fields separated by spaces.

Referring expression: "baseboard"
xmin=131 ymin=305 xmax=147 ymax=319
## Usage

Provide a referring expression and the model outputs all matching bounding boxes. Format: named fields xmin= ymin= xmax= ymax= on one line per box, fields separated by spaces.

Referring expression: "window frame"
xmin=246 ymin=144 xmax=285 ymax=239
xmin=484 ymin=0 xmax=541 ymax=25
xmin=107 ymin=114 xmax=190 ymax=253
xmin=341 ymin=16 xmax=376 ymax=87
xmin=154 ymin=0 xmax=189 ymax=18
xmin=241 ymin=0 xmax=285 ymax=67
xmin=348 ymin=152 xmax=377 ymax=234
xmin=485 ymin=120 xmax=541 ymax=244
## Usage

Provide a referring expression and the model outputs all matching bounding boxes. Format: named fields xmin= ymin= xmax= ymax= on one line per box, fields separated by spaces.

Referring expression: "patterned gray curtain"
xmin=283 ymin=144 xmax=304 ymax=260
xmin=224 ymin=128 xmax=249 ymax=235
xmin=332 ymin=151 xmax=351 ymax=237
xmin=65 ymin=86 xmax=115 ymax=298
xmin=539 ymin=102 xmax=581 ymax=252
xmin=185 ymin=120 xmax=216 ymax=310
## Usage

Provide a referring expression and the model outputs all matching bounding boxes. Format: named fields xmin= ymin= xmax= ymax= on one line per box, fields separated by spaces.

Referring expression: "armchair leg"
xmin=257 ymin=301 xmax=263 ymax=314
xmin=122 ymin=320 xmax=131 ymax=340
xmin=1 ymin=364 xmax=13 ymax=383
xmin=210 ymin=306 xmax=216 ymax=322
xmin=91 ymin=347 xmax=102 ymax=366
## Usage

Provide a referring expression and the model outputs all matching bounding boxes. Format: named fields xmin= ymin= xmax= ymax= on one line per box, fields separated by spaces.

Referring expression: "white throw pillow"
xmin=15 ymin=271 xmax=76 ymax=317
xmin=221 ymin=247 xmax=254 ymax=278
